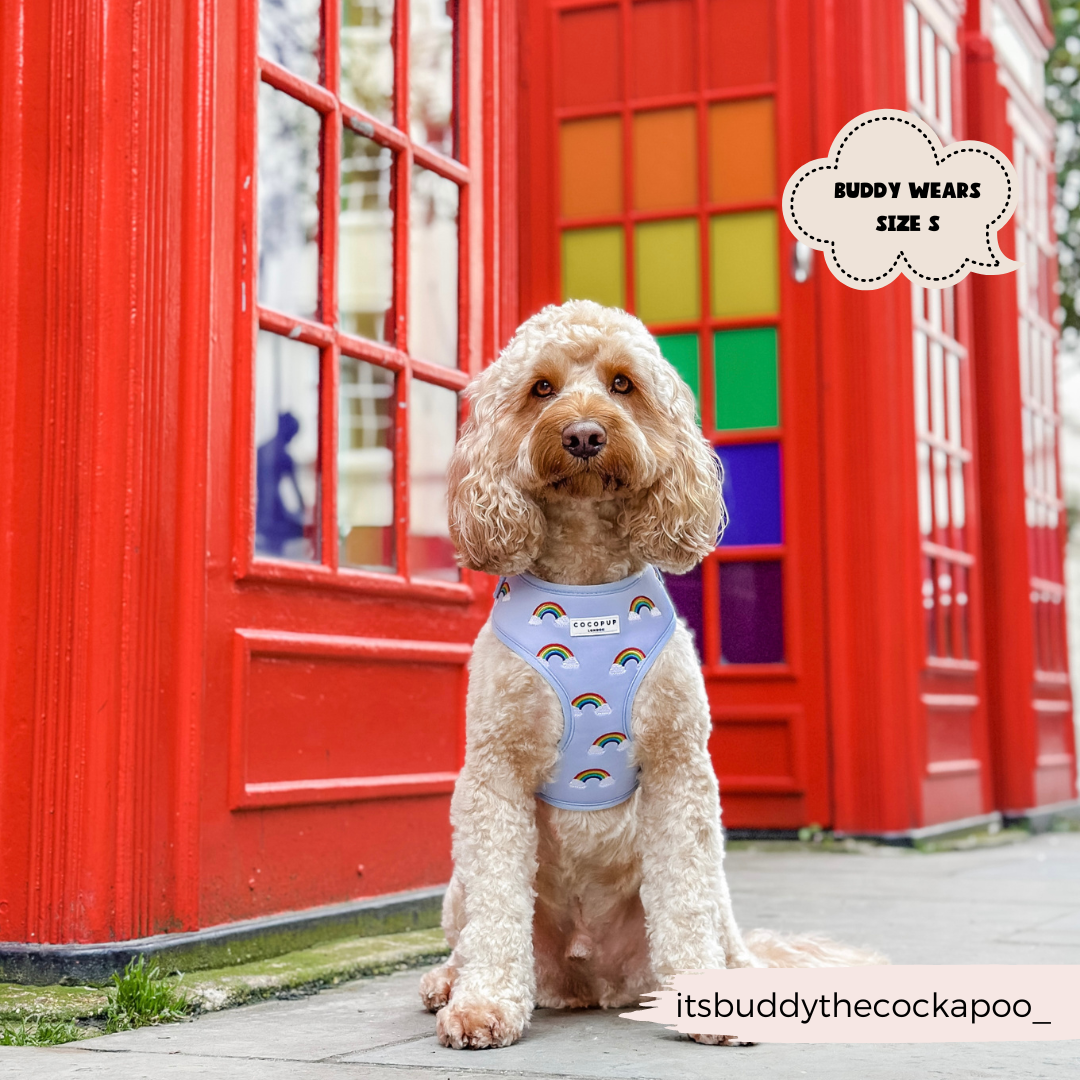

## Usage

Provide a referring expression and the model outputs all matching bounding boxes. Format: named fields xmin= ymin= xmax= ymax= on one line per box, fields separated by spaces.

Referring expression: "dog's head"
xmin=447 ymin=300 xmax=725 ymax=575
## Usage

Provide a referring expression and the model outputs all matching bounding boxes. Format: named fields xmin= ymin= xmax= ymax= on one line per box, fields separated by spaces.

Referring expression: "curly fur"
xmin=425 ymin=301 xmax=885 ymax=1050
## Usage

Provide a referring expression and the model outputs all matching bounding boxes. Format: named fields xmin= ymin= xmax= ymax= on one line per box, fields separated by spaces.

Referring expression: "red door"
xmin=197 ymin=0 xmax=501 ymax=925
xmin=518 ymin=0 xmax=830 ymax=829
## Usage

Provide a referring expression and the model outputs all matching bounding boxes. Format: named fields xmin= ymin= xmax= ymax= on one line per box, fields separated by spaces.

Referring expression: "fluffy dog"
xmin=421 ymin=300 xmax=882 ymax=1049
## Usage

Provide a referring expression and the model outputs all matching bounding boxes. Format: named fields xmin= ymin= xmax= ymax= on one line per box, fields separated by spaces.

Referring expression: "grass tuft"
xmin=0 ymin=1016 xmax=85 ymax=1046
xmin=104 ymin=956 xmax=189 ymax=1033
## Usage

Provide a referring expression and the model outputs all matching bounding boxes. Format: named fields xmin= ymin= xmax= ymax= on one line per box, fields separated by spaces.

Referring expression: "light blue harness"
xmin=490 ymin=566 xmax=677 ymax=810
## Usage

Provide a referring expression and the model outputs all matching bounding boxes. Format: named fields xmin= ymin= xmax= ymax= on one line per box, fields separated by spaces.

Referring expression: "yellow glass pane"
xmin=632 ymin=108 xmax=698 ymax=211
xmin=708 ymin=98 xmax=776 ymax=204
xmin=710 ymin=211 xmax=778 ymax=318
xmin=561 ymin=117 xmax=622 ymax=219
xmin=634 ymin=219 xmax=700 ymax=324
xmin=562 ymin=227 xmax=625 ymax=308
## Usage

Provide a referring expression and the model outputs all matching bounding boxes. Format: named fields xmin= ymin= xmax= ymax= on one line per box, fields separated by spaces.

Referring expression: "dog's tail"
xmin=743 ymin=928 xmax=888 ymax=968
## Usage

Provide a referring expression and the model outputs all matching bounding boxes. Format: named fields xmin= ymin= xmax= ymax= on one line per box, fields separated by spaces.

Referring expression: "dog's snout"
xmin=561 ymin=420 xmax=607 ymax=459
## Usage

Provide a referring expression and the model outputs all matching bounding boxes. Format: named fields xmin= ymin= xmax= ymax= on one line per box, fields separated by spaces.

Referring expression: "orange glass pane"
xmin=560 ymin=117 xmax=623 ymax=219
xmin=632 ymin=108 xmax=698 ymax=211
xmin=708 ymin=98 xmax=775 ymax=205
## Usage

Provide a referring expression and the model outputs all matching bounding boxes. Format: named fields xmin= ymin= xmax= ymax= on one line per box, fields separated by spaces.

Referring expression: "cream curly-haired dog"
xmin=421 ymin=300 xmax=881 ymax=1050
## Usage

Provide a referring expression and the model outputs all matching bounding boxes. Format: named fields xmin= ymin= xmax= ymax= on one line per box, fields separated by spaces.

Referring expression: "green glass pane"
xmin=562 ymin=227 xmax=625 ymax=309
xmin=714 ymin=327 xmax=778 ymax=430
xmin=710 ymin=210 xmax=778 ymax=318
xmin=634 ymin=218 xmax=700 ymax=324
xmin=656 ymin=333 xmax=700 ymax=420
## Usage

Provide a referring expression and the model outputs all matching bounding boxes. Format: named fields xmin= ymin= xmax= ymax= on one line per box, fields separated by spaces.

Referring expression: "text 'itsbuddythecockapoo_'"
xmin=420 ymin=300 xmax=884 ymax=1049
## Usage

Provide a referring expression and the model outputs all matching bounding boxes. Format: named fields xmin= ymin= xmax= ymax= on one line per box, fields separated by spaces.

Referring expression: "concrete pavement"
xmin=3 ymin=830 xmax=1078 ymax=1079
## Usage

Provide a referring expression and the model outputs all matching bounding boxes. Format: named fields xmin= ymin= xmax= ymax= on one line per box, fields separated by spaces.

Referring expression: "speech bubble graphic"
xmin=783 ymin=109 xmax=1018 ymax=290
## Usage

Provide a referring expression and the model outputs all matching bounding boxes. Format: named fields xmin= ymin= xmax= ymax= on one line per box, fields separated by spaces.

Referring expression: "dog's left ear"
xmin=623 ymin=376 xmax=726 ymax=574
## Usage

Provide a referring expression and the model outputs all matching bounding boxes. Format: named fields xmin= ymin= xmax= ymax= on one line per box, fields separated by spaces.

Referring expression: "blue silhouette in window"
xmin=256 ymin=411 xmax=307 ymax=555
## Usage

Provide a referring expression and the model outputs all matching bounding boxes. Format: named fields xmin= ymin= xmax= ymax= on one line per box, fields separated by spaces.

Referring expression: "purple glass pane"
xmin=664 ymin=564 xmax=705 ymax=660
xmin=715 ymin=442 xmax=782 ymax=546
xmin=720 ymin=560 xmax=783 ymax=663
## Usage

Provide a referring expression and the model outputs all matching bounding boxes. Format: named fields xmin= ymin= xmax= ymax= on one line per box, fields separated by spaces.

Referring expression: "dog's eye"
xmin=532 ymin=379 xmax=556 ymax=398
xmin=611 ymin=374 xmax=633 ymax=395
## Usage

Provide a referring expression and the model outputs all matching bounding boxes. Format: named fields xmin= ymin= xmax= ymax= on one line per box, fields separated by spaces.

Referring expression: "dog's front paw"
xmin=419 ymin=965 xmax=456 ymax=1012
xmin=436 ymin=996 xmax=528 ymax=1049
xmin=688 ymin=1033 xmax=754 ymax=1046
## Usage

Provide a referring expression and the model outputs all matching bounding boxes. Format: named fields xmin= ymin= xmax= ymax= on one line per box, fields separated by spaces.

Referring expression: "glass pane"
xmin=705 ymin=0 xmax=774 ymax=90
xmin=258 ymin=83 xmax=321 ymax=320
xmin=720 ymin=560 xmax=783 ymax=663
xmin=656 ymin=333 xmax=700 ymax=418
xmin=409 ymin=380 xmax=459 ymax=580
xmin=710 ymin=210 xmax=778 ymax=318
xmin=665 ymin=563 xmax=705 ymax=657
xmin=254 ymin=332 xmax=321 ymax=561
xmin=409 ymin=167 xmax=459 ymax=366
xmin=340 ymin=130 xmax=394 ymax=343
xmin=341 ymin=0 xmax=394 ymax=124
xmin=561 ymin=117 xmax=623 ymax=219
xmin=339 ymin=358 xmax=395 ymax=572
xmin=708 ymin=98 xmax=775 ymax=205
xmin=259 ymin=0 xmax=321 ymax=83
xmin=557 ymin=6 xmax=621 ymax=108
xmin=562 ymin=227 xmax=625 ymax=309
xmin=410 ymin=0 xmax=455 ymax=156
xmin=634 ymin=219 xmax=699 ymax=324
xmin=630 ymin=0 xmax=694 ymax=99
xmin=714 ymin=327 xmax=778 ymax=430
xmin=632 ymin=108 xmax=698 ymax=211
xmin=715 ymin=442 xmax=782 ymax=546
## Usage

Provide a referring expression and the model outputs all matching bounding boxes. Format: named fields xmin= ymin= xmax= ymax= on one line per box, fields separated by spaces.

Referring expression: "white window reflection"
xmin=409 ymin=167 xmax=458 ymax=366
xmin=410 ymin=0 xmax=455 ymax=155
xmin=342 ymin=0 xmax=394 ymax=123
xmin=409 ymin=380 xmax=459 ymax=580
xmin=259 ymin=0 xmax=321 ymax=83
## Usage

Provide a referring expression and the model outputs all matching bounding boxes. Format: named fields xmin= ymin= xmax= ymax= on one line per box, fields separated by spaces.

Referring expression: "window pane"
xmin=665 ymin=563 xmax=705 ymax=658
xmin=339 ymin=358 xmax=395 ymax=572
xmin=255 ymin=332 xmax=321 ymax=562
xmin=410 ymin=0 xmax=455 ymax=156
xmin=340 ymin=130 xmax=394 ymax=343
xmin=708 ymin=98 xmax=775 ymax=204
xmin=557 ymin=6 xmax=621 ymax=108
xmin=630 ymin=0 xmax=694 ymax=99
xmin=656 ymin=333 xmax=700 ymax=418
xmin=562 ymin=227 xmax=625 ymax=308
xmin=705 ymin=0 xmax=774 ymax=89
xmin=258 ymin=83 xmax=321 ymax=320
xmin=560 ymin=116 xmax=623 ymax=219
xmin=409 ymin=167 xmax=459 ymax=366
xmin=341 ymin=0 xmax=394 ymax=123
xmin=632 ymin=108 xmax=698 ymax=211
xmin=714 ymin=327 xmax=778 ymax=430
xmin=715 ymin=442 xmax=782 ymax=546
xmin=409 ymin=380 xmax=459 ymax=580
xmin=710 ymin=210 xmax=778 ymax=318
xmin=259 ymin=0 xmax=321 ymax=83
xmin=634 ymin=218 xmax=700 ymax=324
xmin=720 ymin=560 xmax=784 ymax=663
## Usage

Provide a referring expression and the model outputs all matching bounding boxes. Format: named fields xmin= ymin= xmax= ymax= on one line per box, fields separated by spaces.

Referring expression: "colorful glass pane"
xmin=720 ymin=560 xmax=784 ymax=663
xmin=558 ymin=6 xmax=621 ymax=107
xmin=715 ymin=442 xmax=782 ymax=546
xmin=656 ymin=333 xmax=700 ymax=416
xmin=634 ymin=218 xmax=699 ymax=324
xmin=705 ymin=0 xmax=774 ymax=89
xmin=714 ymin=327 xmax=778 ymax=430
xmin=630 ymin=0 xmax=695 ymax=99
xmin=710 ymin=210 xmax=778 ymax=318
xmin=632 ymin=108 xmax=698 ymax=211
xmin=562 ymin=226 xmax=625 ymax=309
xmin=560 ymin=117 xmax=622 ymax=219
xmin=708 ymin=98 xmax=775 ymax=205
xmin=666 ymin=563 xmax=705 ymax=658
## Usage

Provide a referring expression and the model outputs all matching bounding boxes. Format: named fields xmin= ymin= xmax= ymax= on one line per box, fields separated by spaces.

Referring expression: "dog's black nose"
xmin=561 ymin=420 xmax=607 ymax=459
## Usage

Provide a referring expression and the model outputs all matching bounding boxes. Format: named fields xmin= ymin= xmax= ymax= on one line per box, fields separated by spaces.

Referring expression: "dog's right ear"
xmin=447 ymin=371 xmax=545 ymax=576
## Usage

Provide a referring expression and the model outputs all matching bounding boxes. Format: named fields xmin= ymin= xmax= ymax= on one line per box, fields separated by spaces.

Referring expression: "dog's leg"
xmin=434 ymin=770 xmax=540 ymax=1049
xmin=420 ymin=874 xmax=465 ymax=1012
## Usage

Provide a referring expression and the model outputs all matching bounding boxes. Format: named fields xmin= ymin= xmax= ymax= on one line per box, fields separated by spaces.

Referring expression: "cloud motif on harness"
xmin=572 ymin=693 xmax=612 ymax=716
xmin=609 ymin=647 xmax=645 ymax=676
xmin=537 ymin=643 xmax=580 ymax=669
xmin=628 ymin=596 xmax=661 ymax=621
xmin=783 ymin=109 xmax=1017 ymax=291
xmin=570 ymin=768 xmax=615 ymax=789
xmin=530 ymin=601 xmax=569 ymax=626
xmin=588 ymin=732 xmax=629 ymax=756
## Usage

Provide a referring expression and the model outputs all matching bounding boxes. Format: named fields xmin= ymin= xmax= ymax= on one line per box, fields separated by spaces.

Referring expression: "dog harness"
xmin=490 ymin=566 xmax=677 ymax=810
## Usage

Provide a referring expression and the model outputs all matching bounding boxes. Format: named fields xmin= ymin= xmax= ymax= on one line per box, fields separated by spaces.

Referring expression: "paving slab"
xmin=2 ymin=831 xmax=1078 ymax=1079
